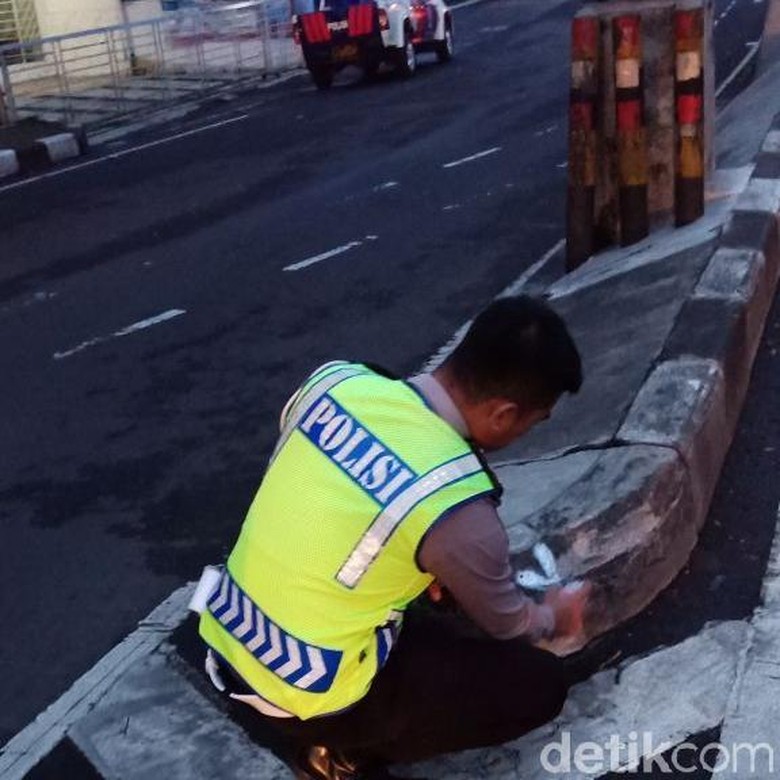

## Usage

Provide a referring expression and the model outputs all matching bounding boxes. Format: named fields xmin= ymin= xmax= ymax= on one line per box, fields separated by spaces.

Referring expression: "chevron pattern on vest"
xmin=208 ymin=571 xmax=342 ymax=693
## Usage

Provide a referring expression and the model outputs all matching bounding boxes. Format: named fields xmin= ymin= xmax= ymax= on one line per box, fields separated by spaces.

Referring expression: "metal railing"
xmin=0 ymin=0 xmax=40 ymax=54
xmin=0 ymin=0 xmax=304 ymax=128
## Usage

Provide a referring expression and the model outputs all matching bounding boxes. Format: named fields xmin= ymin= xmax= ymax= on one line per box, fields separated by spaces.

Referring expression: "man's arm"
xmin=418 ymin=499 xmax=556 ymax=642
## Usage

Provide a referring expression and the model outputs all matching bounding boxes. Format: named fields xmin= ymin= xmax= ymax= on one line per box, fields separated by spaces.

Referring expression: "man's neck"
xmin=407 ymin=372 xmax=469 ymax=438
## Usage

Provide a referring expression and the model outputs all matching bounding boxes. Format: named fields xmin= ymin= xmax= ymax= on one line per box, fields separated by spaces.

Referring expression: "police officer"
xmin=199 ymin=295 xmax=589 ymax=779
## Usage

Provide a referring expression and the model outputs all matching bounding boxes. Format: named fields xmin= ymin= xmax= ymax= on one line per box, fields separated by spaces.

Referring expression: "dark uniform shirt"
xmin=409 ymin=374 xmax=555 ymax=642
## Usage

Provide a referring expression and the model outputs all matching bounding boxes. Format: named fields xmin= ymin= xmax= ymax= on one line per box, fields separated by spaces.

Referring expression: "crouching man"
xmin=198 ymin=295 xmax=590 ymax=779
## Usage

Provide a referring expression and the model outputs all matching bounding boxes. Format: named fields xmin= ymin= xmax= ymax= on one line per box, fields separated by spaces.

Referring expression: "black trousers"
xmin=261 ymin=609 xmax=570 ymax=766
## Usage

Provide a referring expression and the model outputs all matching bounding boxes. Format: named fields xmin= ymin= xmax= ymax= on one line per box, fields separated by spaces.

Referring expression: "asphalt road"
xmin=714 ymin=0 xmax=768 ymax=86
xmin=0 ymin=0 xmax=771 ymax=750
xmin=0 ymin=0 xmax=576 ymax=745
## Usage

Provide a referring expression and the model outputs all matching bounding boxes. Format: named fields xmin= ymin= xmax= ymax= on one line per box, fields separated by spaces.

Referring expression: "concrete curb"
xmin=0 ymin=128 xmax=87 ymax=180
xmin=500 ymin=119 xmax=780 ymax=656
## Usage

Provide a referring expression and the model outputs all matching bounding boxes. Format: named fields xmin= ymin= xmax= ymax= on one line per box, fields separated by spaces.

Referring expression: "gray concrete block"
xmin=497 ymin=452 xmax=602 ymax=528
xmin=661 ymin=297 xmax=750 ymax=421
xmin=752 ymin=150 xmax=780 ymax=179
xmin=38 ymin=133 xmax=81 ymax=163
xmin=718 ymin=613 xmax=780 ymax=779
xmin=505 ymin=445 xmax=698 ymax=653
xmin=734 ymin=176 xmax=780 ymax=214
xmin=0 ymin=150 xmax=20 ymax=179
xmin=693 ymin=247 xmax=766 ymax=301
xmin=720 ymin=209 xmax=776 ymax=251
xmin=619 ymin=358 xmax=723 ymax=450
xmin=70 ymin=648 xmax=290 ymax=780
xmin=664 ymin=200 xmax=780 ymax=426
xmin=762 ymin=129 xmax=780 ymax=154
xmin=619 ymin=358 xmax=726 ymax=519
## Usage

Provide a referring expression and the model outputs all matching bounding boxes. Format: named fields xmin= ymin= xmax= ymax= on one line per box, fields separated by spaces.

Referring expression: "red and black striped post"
xmin=613 ymin=15 xmax=648 ymax=246
xmin=566 ymin=15 xmax=600 ymax=271
xmin=674 ymin=6 xmax=705 ymax=226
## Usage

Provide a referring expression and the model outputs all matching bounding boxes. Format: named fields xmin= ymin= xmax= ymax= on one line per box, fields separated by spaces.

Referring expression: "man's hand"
xmin=542 ymin=582 xmax=591 ymax=639
xmin=427 ymin=580 xmax=445 ymax=604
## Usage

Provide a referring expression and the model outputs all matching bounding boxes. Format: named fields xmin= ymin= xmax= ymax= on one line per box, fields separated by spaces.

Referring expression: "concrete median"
xmin=495 ymin=118 xmax=780 ymax=654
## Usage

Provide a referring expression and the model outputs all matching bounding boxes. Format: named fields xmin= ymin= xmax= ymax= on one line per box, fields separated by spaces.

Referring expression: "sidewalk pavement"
xmin=4 ymin=19 xmax=780 ymax=780
xmin=0 ymin=118 xmax=87 ymax=180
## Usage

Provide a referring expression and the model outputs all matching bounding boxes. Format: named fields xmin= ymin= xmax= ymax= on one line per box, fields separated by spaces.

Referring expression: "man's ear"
xmin=489 ymin=399 xmax=521 ymax=431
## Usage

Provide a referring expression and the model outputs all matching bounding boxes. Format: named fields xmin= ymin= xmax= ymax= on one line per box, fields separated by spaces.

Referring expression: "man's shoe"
xmin=292 ymin=746 xmax=360 ymax=780
xmin=292 ymin=746 xmax=425 ymax=780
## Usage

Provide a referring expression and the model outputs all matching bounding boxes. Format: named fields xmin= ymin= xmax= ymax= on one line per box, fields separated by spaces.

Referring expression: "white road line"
xmin=283 ymin=240 xmax=363 ymax=272
xmin=53 ymin=309 xmax=186 ymax=360
xmin=450 ymin=0 xmax=493 ymax=9
xmin=419 ymin=238 xmax=565 ymax=373
xmin=442 ymin=146 xmax=501 ymax=169
xmin=714 ymin=0 xmax=737 ymax=27
xmin=714 ymin=0 xmax=739 ymax=25
xmin=0 ymin=115 xmax=249 ymax=196
xmin=716 ymin=41 xmax=761 ymax=98
xmin=114 ymin=309 xmax=186 ymax=336
xmin=499 ymin=237 xmax=565 ymax=298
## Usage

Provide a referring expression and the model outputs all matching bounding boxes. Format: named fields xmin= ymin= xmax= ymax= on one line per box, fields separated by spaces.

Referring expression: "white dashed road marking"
xmin=716 ymin=41 xmax=761 ymax=98
xmin=283 ymin=240 xmax=365 ymax=272
xmin=53 ymin=309 xmax=186 ymax=360
xmin=442 ymin=146 xmax=501 ymax=169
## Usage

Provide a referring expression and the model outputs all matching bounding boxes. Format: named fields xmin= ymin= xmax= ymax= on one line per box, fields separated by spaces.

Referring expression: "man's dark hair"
xmin=444 ymin=295 xmax=582 ymax=408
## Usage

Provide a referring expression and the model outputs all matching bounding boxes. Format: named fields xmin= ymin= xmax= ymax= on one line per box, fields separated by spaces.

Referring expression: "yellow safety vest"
xmin=199 ymin=362 xmax=498 ymax=719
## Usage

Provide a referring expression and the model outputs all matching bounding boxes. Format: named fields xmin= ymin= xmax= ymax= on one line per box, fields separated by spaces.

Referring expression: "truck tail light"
xmin=348 ymin=4 xmax=375 ymax=36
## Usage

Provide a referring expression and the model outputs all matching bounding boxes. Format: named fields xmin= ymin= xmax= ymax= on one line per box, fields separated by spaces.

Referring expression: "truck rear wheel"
xmin=310 ymin=65 xmax=334 ymax=90
xmin=394 ymin=29 xmax=416 ymax=78
xmin=436 ymin=20 xmax=453 ymax=62
xmin=363 ymin=59 xmax=380 ymax=81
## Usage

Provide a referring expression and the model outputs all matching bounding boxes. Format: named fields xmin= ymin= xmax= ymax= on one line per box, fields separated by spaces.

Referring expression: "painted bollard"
xmin=674 ymin=6 xmax=705 ymax=225
xmin=613 ymin=14 xmax=649 ymax=246
xmin=566 ymin=16 xmax=600 ymax=271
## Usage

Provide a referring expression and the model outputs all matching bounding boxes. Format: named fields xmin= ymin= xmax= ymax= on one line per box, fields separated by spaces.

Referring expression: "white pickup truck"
xmin=293 ymin=0 xmax=454 ymax=89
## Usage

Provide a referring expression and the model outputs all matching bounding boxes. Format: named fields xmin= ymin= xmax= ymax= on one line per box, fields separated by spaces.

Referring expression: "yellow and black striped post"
xmin=674 ymin=6 xmax=705 ymax=225
xmin=566 ymin=15 xmax=600 ymax=271
xmin=613 ymin=14 xmax=648 ymax=246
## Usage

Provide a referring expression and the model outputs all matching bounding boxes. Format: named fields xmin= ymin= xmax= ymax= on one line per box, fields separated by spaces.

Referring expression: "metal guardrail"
xmin=0 ymin=0 xmax=303 ymax=128
xmin=0 ymin=0 xmax=40 ymax=51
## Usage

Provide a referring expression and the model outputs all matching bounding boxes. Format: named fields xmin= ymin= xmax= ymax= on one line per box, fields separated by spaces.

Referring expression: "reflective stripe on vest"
xmin=336 ymin=452 xmax=484 ymax=588
xmin=208 ymin=569 xmax=343 ymax=693
xmin=270 ymin=364 xmax=367 ymax=466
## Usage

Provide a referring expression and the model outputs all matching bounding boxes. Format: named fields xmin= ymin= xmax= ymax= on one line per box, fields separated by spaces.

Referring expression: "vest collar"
xmin=407 ymin=373 xmax=469 ymax=439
